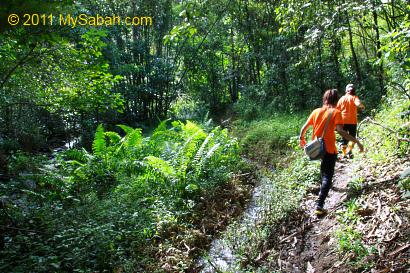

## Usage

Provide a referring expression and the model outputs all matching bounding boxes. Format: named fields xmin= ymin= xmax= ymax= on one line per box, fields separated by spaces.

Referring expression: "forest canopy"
xmin=1 ymin=0 xmax=408 ymax=151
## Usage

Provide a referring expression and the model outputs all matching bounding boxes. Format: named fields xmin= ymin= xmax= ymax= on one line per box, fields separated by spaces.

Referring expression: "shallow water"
xmin=197 ymin=163 xmax=275 ymax=273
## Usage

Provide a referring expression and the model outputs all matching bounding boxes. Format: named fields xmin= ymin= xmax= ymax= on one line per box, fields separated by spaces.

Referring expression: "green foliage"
xmin=347 ymin=176 xmax=365 ymax=197
xmin=336 ymin=226 xmax=371 ymax=262
xmin=7 ymin=151 xmax=47 ymax=176
xmin=1 ymin=0 xmax=409 ymax=272
xmin=169 ymin=95 xmax=208 ymax=121
xmin=359 ymin=90 xmax=410 ymax=162
xmin=92 ymin=124 xmax=107 ymax=156
xmin=0 ymin=27 xmax=123 ymax=152
xmin=398 ymin=169 xmax=410 ymax=198
xmin=0 ymin=121 xmax=240 ymax=272
xmin=216 ymin=119 xmax=320 ymax=270
xmin=381 ymin=12 xmax=410 ymax=92
xmin=336 ymin=199 xmax=375 ymax=270
xmin=232 ymin=113 xmax=307 ymax=165
xmin=399 ymin=177 xmax=410 ymax=191
xmin=223 ymin=152 xmax=320 ymax=269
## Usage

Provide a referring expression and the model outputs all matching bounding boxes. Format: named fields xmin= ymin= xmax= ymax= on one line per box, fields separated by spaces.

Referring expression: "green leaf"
xmin=92 ymin=124 xmax=106 ymax=156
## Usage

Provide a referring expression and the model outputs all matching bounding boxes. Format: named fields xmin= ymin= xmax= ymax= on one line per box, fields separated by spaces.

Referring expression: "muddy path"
xmin=196 ymin=153 xmax=410 ymax=272
xmin=275 ymin=160 xmax=353 ymax=272
xmin=196 ymin=158 xmax=356 ymax=273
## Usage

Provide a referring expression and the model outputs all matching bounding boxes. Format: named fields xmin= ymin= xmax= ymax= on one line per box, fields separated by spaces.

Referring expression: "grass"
xmin=359 ymin=90 xmax=409 ymax=162
xmin=207 ymin=112 xmax=321 ymax=271
xmin=231 ymin=112 xmax=308 ymax=166
xmin=209 ymin=153 xmax=320 ymax=272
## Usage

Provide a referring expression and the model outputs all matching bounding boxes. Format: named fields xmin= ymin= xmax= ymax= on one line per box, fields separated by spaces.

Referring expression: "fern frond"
xmin=204 ymin=118 xmax=213 ymax=128
xmin=153 ymin=119 xmax=170 ymax=136
xmin=92 ymin=124 xmax=106 ymax=156
xmin=117 ymin=124 xmax=134 ymax=134
xmin=145 ymin=156 xmax=175 ymax=178
xmin=105 ymin=131 xmax=121 ymax=145
xmin=177 ymin=130 xmax=201 ymax=165
xmin=113 ymin=125 xmax=143 ymax=155
xmin=63 ymin=148 xmax=88 ymax=163
xmin=126 ymin=128 xmax=142 ymax=147
xmin=194 ymin=133 xmax=213 ymax=164
xmin=82 ymin=148 xmax=94 ymax=161
xmin=205 ymin=143 xmax=221 ymax=159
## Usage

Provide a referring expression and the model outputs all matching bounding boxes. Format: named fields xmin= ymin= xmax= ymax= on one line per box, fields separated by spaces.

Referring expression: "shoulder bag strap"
xmin=321 ymin=109 xmax=333 ymax=139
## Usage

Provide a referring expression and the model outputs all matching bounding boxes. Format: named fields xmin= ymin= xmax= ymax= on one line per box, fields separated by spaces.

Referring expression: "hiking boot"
xmin=314 ymin=206 xmax=328 ymax=217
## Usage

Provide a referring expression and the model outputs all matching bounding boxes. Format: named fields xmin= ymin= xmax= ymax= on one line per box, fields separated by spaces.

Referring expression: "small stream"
xmin=197 ymin=161 xmax=277 ymax=272
xmin=52 ymin=137 xmax=80 ymax=153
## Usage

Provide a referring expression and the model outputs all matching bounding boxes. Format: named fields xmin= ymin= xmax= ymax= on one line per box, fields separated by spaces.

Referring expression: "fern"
xmin=92 ymin=124 xmax=106 ymax=156
xmin=126 ymin=128 xmax=142 ymax=147
xmin=117 ymin=124 xmax=134 ymax=135
xmin=193 ymin=132 xmax=213 ymax=165
xmin=145 ymin=156 xmax=175 ymax=178
xmin=104 ymin=131 xmax=121 ymax=145
xmin=195 ymin=142 xmax=221 ymax=175
xmin=205 ymin=143 xmax=221 ymax=159
xmin=152 ymin=119 xmax=170 ymax=137
xmin=114 ymin=127 xmax=142 ymax=156
xmin=62 ymin=148 xmax=88 ymax=163
xmin=176 ymin=131 xmax=200 ymax=173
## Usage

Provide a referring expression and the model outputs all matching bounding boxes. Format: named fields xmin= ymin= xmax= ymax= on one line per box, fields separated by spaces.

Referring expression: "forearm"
xmin=338 ymin=129 xmax=360 ymax=143
xmin=299 ymin=123 xmax=309 ymax=139
xmin=299 ymin=122 xmax=310 ymax=148
xmin=356 ymin=102 xmax=365 ymax=109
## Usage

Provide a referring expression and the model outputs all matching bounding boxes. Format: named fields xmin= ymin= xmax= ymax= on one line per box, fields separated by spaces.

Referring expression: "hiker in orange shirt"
xmin=299 ymin=89 xmax=364 ymax=215
xmin=337 ymin=84 xmax=365 ymax=158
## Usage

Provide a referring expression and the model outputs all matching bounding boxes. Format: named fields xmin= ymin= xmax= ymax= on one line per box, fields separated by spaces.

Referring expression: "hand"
xmin=300 ymin=138 xmax=306 ymax=148
xmin=356 ymin=141 xmax=364 ymax=153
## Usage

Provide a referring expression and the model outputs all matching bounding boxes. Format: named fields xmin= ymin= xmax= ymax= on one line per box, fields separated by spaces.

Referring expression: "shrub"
xmin=0 ymin=120 xmax=240 ymax=272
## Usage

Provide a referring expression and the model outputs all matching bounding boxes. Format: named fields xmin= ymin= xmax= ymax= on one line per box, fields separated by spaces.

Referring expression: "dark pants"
xmin=317 ymin=152 xmax=337 ymax=208
xmin=342 ymin=124 xmax=357 ymax=145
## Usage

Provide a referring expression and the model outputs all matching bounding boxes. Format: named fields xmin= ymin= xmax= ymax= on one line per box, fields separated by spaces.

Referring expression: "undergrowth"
xmin=0 ymin=120 xmax=241 ymax=272
xmin=211 ymin=134 xmax=320 ymax=272
xmin=231 ymin=112 xmax=307 ymax=166
xmin=335 ymin=88 xmax=409 ymax=270
xmin=359 ymin=89 xmax=409 ymax=162
xmin=336 ymin=199 xmax=376 ymax=271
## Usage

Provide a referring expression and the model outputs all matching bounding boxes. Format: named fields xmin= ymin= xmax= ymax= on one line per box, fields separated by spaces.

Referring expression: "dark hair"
xmin=346 ymin=84 xmax=356 ymax=95
xmin=322 ymin=89 xmax=339 ymax=106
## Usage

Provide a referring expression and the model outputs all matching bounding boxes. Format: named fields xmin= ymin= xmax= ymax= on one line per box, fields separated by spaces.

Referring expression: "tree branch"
xmin=358 ymin=117 xmax=410 ymax=148
xmin=0 ymin=44 xmax=37 ymax=91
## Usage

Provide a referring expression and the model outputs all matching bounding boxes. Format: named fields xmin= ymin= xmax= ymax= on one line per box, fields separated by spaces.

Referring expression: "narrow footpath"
xmin=197 ymin=155 xmax=409 ymax=273
xmin=275 ymin=160 xmax=353 ymax=272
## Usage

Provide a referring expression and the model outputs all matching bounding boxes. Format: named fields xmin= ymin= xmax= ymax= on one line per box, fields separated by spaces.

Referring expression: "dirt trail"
xmin=276 ymin=160 xmax=353 ymax=272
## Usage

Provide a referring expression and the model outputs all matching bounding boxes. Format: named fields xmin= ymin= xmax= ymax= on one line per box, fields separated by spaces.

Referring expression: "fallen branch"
xmin=387 ymin=244 xmax=410 ymax=257
xmin=358 ymin=117 xmax=410 ymax=147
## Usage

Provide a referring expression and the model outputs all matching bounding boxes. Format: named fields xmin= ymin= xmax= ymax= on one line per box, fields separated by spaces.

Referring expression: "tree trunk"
xmin=372 ymin=0 xmax=385 ymax=93
xmin=346 ymin=12 xmax=362 ymax=84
